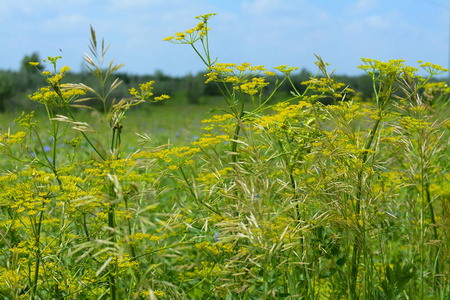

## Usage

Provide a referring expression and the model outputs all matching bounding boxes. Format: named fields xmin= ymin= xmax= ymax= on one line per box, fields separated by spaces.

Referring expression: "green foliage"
xmin=185 ymin=73 xmax=205 ymax=104
xmin=0 ymin=13 xmax=449 ymax=300
xmin=20 ymin=52 xmax=44 ymax=74
xmin=0 ymin=71 xmax=15 ymax=112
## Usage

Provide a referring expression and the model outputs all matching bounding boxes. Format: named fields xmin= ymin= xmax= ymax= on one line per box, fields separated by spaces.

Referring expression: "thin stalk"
xmin=184 ymin=262 xmax=217 ymax=295
xmin=179 ymin=166 xmax=221 ymax=215
xmin=230 ymin=118 xmax=241 ymax=163
xmin=425 ymin=179 xmax=440 ymax=290
xmin=425 ymin=182 xmax=438 ymax=240
xmin=63 ymin=105 xmax=106 ymax=161
xmin=107 ymin=185 xmax=117 ymax=300
xmin=31 ymin=209 xmax=45 ymax=299
xmin=190 ymin=44 xmax=210 ymax=69
xmin=350 ymin=115 xmax=382 ymax=298
xmin=276 ymin=138 xmax=298 ymax=218
xmin=420 ymin=187 xmax=424 ymax=300
xmin=108 ymin=128 xmax=119 ymax=300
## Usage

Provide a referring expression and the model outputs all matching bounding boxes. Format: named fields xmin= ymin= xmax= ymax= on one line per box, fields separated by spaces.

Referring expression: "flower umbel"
xmin=163 ymin=13 xmax=216 ymax=44
xmin=129 ymin=81 xmax=169 ymax=102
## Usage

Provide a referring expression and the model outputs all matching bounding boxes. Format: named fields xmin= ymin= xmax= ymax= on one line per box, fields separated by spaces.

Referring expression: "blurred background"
xmin=0 ymin=0 xmax=449 ymax=112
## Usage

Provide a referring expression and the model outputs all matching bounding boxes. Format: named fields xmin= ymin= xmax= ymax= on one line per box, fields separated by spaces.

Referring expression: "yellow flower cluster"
xmin=238 ymin=77 xmax=270 ymax=95
xmin=201 ymin=113 xmax=234 ymax=132
xmin=28 ymin=86 xmax=85 ymax=107
xmin=157 ymin=146 xmax=200 ymax=162
xmin=56 ymin=175 xmax=90 ymax=213
xmin=14 ymin=111 xmax=38 ymax=129
xmin=129 ymin=81 xmax=169 ymax=102
xmin=196 ymin=167 xmax=233 ymax=186
xmin=0 ymin=267 xmax=26 ymax=291
xmin=201 ymin=113 xmax=234 ymax=124
xmin=134 ymin=146 xmax=200 ymax=171
xmin=417 ymin=60 xmax=450 ymax=74
xmin=274 ymin=64 xmax=299 ymax=76
xmin=377 ymin=171 xmax=406 ymax=191
xmin=251 ymin=216 xmax=298 ymax=244
xmin=137 ymin=290 xmax=165 ymax=298
xmin=0 ymin=131 xmax=26 ymax=146
xmin=328 ymin=101 xmax=367 ymax=121
xmin=398 ymin=116 xmax=432 ymax=132
xmin=42 ymin=64 xmax=71 ymax=89
xmin=198 ymin=261 xmax=222 ymax=277
xmin=191 ymin=134 xmax=229 ymax=148
xmin=155 ymin=94 xmax=170 ymax=101
xmin=313 ymin=278 xmax=334 ymax=299
xmin=254 ymin=101 xmax=311 ymax=133
xmin=302 ymin=77 xmax=353 ymax=97
xmin=359 ymin=58 xmax=418 ymax=79
xmin=98 ymin=253 xmax=139 ymax=274
xmin=422 ymin=81 xmax=450 ymax=102
xmin=205 ymin=62 xmax=274 ymax=86
xmin=163 ymin=13 xmax=216 ymax=44
xmin=0 ymin=169 xmax=60 ymax=216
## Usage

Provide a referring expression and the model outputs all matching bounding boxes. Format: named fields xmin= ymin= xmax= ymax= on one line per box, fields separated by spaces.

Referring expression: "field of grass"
xmin=0 ymin=14 xmax=449 ymax=300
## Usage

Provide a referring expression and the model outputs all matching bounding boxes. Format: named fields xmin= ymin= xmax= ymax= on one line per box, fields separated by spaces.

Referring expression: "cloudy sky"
xmin=0 ymin=0 xmax=449 ymax=77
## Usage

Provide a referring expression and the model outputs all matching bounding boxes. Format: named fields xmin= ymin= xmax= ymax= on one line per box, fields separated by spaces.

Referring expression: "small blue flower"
xmin=43 ymin=146 xmax=51 ymax=152
xmin=214 ymin=233 xmax=220 ymax=242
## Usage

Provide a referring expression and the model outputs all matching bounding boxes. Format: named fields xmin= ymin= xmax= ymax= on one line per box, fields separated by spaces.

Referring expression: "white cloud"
xmin=44 ymin=14 xmax=90 ymax=31
xmin=365 ymin=15 xmax=390 ymax=29
xmin=352 ymin=0 xmax=379 ymax=14
xmin=242 ymin=0 xmax=283 ymax=15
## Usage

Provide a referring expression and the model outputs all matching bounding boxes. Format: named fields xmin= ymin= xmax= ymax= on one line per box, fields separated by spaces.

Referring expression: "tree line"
xmin=0 ymin=52 xmax=447 ymax=113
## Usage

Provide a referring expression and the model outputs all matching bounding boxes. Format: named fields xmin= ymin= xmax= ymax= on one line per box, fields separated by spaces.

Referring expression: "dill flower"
xmin=195 ymin=13 xmax=217 ymax=22
xmin=274 ymin=64 xmax=298 ymax=76
xmin=163 ymin=13 xmax=216 ymax=44
xmin=418 ymin=61 xmax=450 ymax=75
xmin=154 ymin=94 xmax=170 ymax=101
xmin=130 ymin=81 xmax=169 ymax=102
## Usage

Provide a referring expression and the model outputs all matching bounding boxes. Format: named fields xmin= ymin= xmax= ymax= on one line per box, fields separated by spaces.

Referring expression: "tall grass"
xmin=0 ymin=14 xmax=448 ymax=299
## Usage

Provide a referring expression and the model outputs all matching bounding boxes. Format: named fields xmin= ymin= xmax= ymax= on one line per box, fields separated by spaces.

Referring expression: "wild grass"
xmin=0 ymin=14 xmax=449 ymax=300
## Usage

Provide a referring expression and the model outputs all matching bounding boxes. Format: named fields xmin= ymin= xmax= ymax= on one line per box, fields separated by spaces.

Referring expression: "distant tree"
xmin=185 ymin=73 xmax=205 ymax=104
xmin=0 ymin=72 xmax=15 ymax=112
xmin=154 ymin=69 xmax=171 ymax=81
xmin=20 ymin=52 xmax=44 ymax=74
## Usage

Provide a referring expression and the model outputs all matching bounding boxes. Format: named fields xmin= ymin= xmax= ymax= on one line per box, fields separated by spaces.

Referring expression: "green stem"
xmin=424 ymin=173 xmax=439 ymax=288
xmin=31 ymin=209 xmax=45 ymax=298
xmin=350 ymin=115 xmax=382 ymax=298
xmin=179 ymin=166 xmax=221 ymax=216
xmin=424 ymin=182 xmax=438 ymax=241
xmin=63 ymin=105 xmax=106 ymax=161
xmin=108 ymin=192 xmax=117 ymax=300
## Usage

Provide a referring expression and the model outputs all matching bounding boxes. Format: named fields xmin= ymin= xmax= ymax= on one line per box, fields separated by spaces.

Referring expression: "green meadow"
xmin=0 ymin=14 xmax=449 ymax=300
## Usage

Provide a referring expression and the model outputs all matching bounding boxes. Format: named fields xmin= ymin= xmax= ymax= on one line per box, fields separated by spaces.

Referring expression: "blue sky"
xmin=1 ymin=0 xmax=449 ymax=76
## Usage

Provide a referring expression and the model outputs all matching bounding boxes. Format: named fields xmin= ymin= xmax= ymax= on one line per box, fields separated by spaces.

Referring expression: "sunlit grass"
xmin=0 ymin=14 xmax=449 ymax=300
